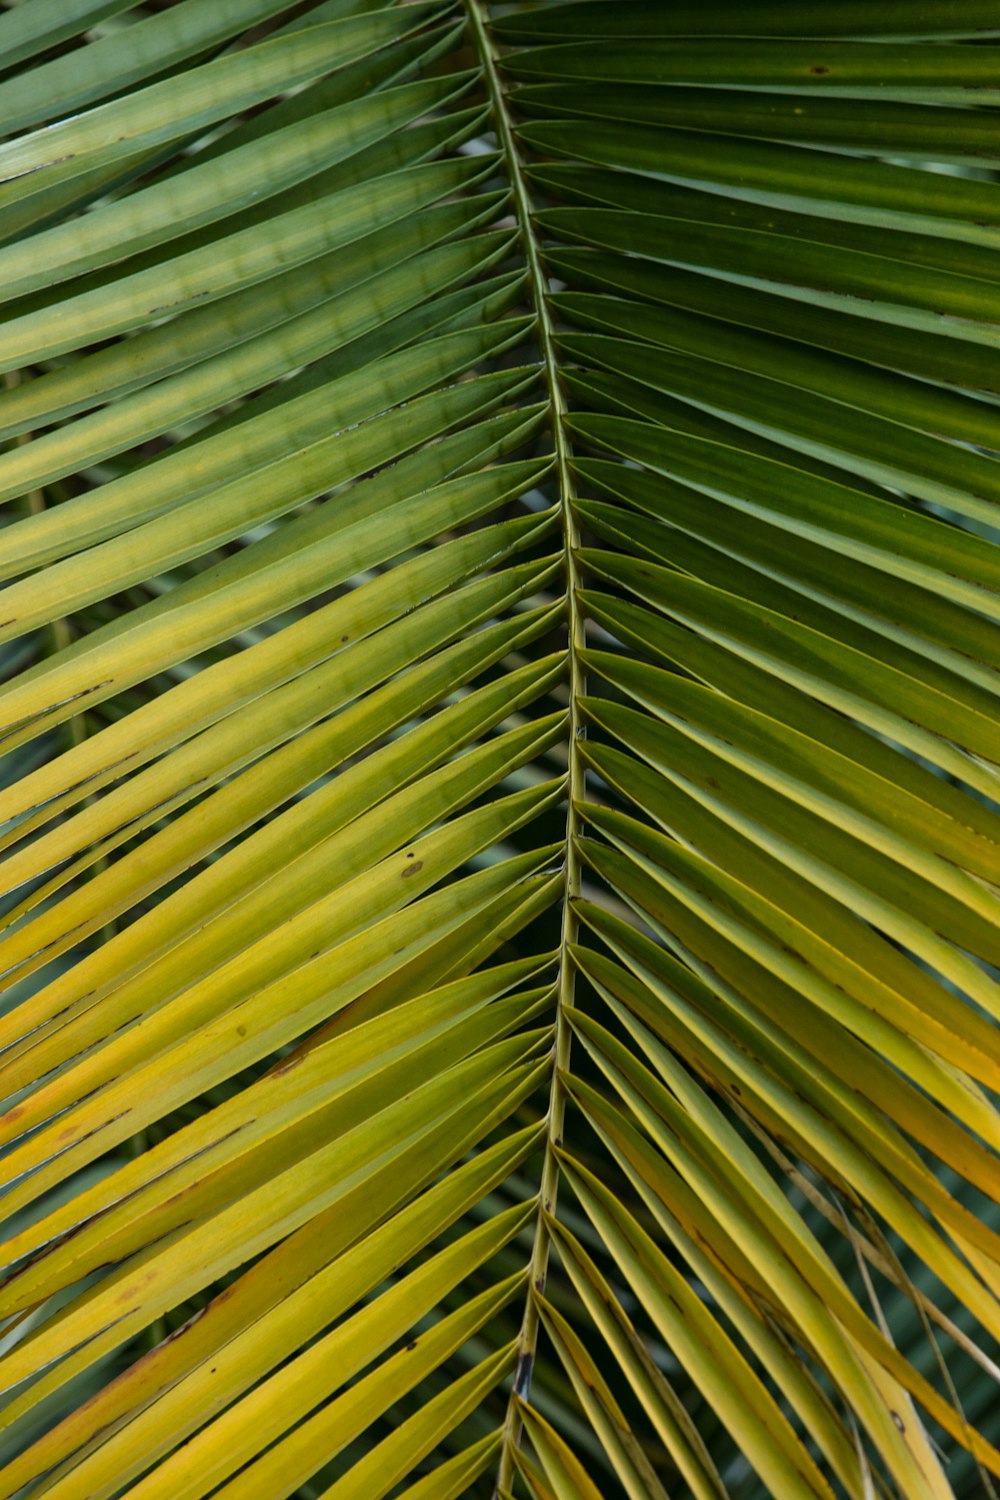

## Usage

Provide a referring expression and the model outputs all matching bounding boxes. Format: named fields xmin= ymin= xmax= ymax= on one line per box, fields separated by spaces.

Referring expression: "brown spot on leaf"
xmin=401 ymin=859 xmax=423 ymax=877
xmin=269 ymin=1050 xmax=305 ymax=1078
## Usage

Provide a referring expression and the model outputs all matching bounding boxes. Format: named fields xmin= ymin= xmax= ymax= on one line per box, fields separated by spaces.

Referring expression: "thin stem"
xmin=464 ymin=2 xmax=586 ymax=1489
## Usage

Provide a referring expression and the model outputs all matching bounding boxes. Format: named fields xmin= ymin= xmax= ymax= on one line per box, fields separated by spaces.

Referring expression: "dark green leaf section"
xmin=517 ymin=83 xmax=1000 ymax=165
xmin=507 ymin=37 xmax=1000 ymax=99
xmin=494 ymin=1 xmax=1000 ymax=41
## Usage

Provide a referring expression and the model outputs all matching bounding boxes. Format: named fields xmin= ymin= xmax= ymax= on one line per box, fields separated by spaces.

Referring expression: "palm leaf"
xmin=0 ymin=2 xmax=998 ymax=1496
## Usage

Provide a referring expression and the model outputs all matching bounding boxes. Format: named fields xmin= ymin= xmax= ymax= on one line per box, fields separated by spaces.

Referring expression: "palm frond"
xmin=0 ymin=3 xmax=998 ymax=1497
